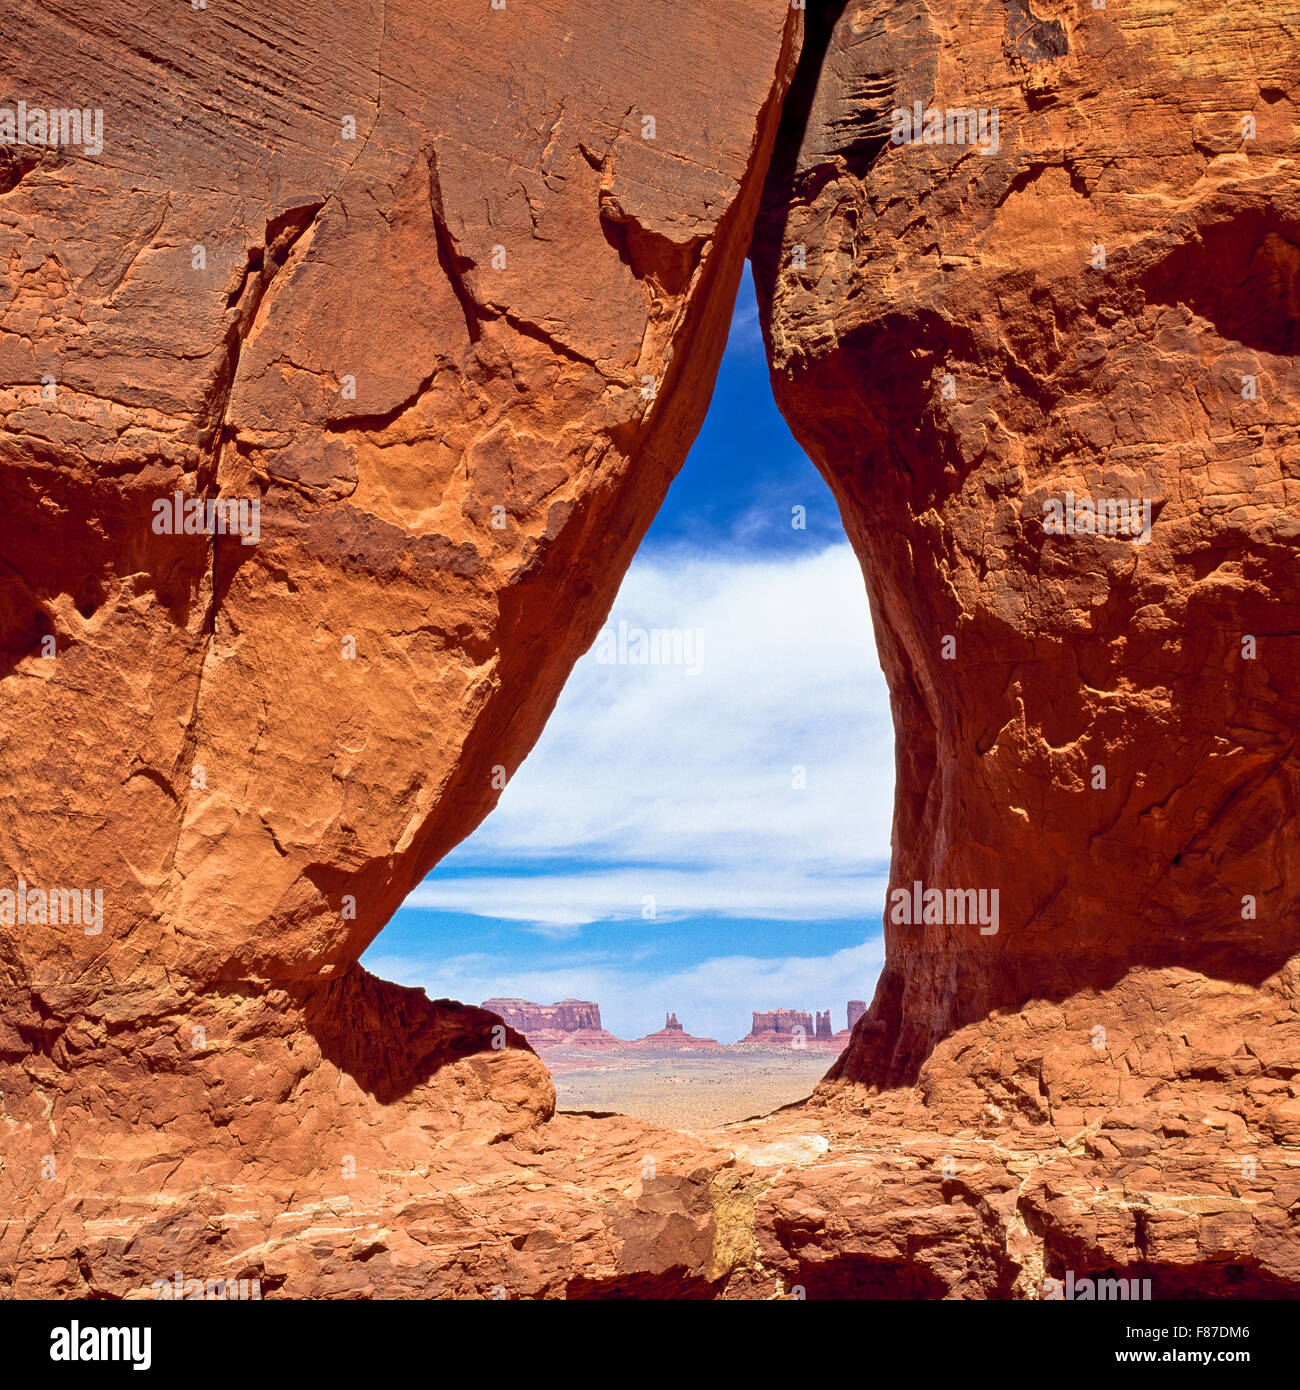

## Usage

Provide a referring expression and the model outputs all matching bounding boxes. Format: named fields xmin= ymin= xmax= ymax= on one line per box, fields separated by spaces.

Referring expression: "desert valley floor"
xmin=548 ymin=1050 xmax=837 ymax=1129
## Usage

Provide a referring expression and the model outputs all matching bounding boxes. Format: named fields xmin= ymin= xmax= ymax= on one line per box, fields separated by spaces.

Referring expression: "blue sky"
xmin=362 ymin=265 xmax=894 ymax=1043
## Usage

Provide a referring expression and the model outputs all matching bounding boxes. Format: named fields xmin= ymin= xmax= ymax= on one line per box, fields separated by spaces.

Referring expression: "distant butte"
xmin=629 ymin=1012 xmax=721 ymax=1050
xmin=481 ymin=1000 xmax=856 ymax=1051
xmin=480 ymin=997 xmax=624 ymax=1050
xmin=741 ymin=1008 xmax=836 ymax=1048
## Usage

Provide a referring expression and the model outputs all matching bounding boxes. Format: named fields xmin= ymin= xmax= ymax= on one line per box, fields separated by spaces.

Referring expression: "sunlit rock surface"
xmin=2 ymin=0 xmax=1297 ymax=1298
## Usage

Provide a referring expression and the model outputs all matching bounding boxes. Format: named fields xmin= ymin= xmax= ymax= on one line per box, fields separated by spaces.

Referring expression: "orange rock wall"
xmin=2 ymin=0 xmax=1298 ymax=1300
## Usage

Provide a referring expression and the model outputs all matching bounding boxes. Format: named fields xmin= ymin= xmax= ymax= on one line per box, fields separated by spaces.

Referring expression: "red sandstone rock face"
xmin=0 ymin=0 xmax=802 ymax=1295
xmin=744 ymin=0 xmax=1300 ymax=1297
xmin=753 ymin=0 xmax=1300 ymax=1092
xmin=3 ymin=0 xmax=1299 ymax=1303
xmin=0 ymin=0 xmax=797 ymax=994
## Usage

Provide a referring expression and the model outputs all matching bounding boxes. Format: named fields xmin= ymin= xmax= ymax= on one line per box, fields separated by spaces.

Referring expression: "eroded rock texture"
xmin=2 ymin=0 xmax=1298 ymax=1300
xmin=0 ymin=0 xmax=803 ymax=1295
xmin=755 ymin=0 xmax=1300 ymax=1088
xmin=1 ymin=0 xmax=797 ymax=991
xmin=750 ymin=0 xmax=1300 ymax=1295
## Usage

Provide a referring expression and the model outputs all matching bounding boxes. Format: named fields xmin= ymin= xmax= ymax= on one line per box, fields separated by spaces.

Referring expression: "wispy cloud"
xmin=403 ymin=867 xmax=890 ymax=935
xmin=377 ymin=529 xmax=894 ymax=1037
xmin=435 ymin=542 xmax=893 ymax=887
xmin=727 ymin=284 xmax=763 ymax=355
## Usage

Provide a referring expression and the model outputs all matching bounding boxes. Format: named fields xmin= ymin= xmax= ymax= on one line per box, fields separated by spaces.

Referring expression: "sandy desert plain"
xmin=545 ymin=1048 xmax=840 ymax=1128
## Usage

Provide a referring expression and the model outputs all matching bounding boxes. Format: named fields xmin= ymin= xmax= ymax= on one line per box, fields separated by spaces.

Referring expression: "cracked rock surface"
xmin=3 ymin=0 xmax=1299 ymax=1298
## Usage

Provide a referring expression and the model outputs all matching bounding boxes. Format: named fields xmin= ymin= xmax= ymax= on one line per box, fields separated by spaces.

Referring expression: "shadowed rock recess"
xmin=0 ymin=0 xmax=1296 ymax=1299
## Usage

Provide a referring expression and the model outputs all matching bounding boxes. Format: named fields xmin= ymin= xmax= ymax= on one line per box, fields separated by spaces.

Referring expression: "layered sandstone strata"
xmin=482 ymin=998 xmax=602 ymax=1034
xmin=752 ymin=0 xmax=1300 ymax=1092
xmin=0 ymin=0 xmax=803 ymax=1295
xmin=740 ymin=1008 xmax=843 ymax=1048
xmin=481 ymin=998 xmax=624 ymax=1050
xmin=749 ymin=1009 xmax=815 ymax=1039
xmin=2 ymin=0 xmax=1298 ymax=1301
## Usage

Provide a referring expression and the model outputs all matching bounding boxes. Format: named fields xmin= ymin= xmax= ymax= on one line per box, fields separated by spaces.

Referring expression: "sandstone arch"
xmin=2 ymin=0 xmax=1298 ymax=1298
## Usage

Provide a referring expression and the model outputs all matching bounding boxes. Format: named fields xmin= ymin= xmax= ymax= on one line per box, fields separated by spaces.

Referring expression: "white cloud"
xmin=728 ymin=285 xmax=763 ymax=354
xmin=428 ymin=542 xmax=894 ymax=902
xmin=382 ymin=539 xmax=894 ymax=1038
xmin=403 ymin=868 xmax=889 ymax=933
